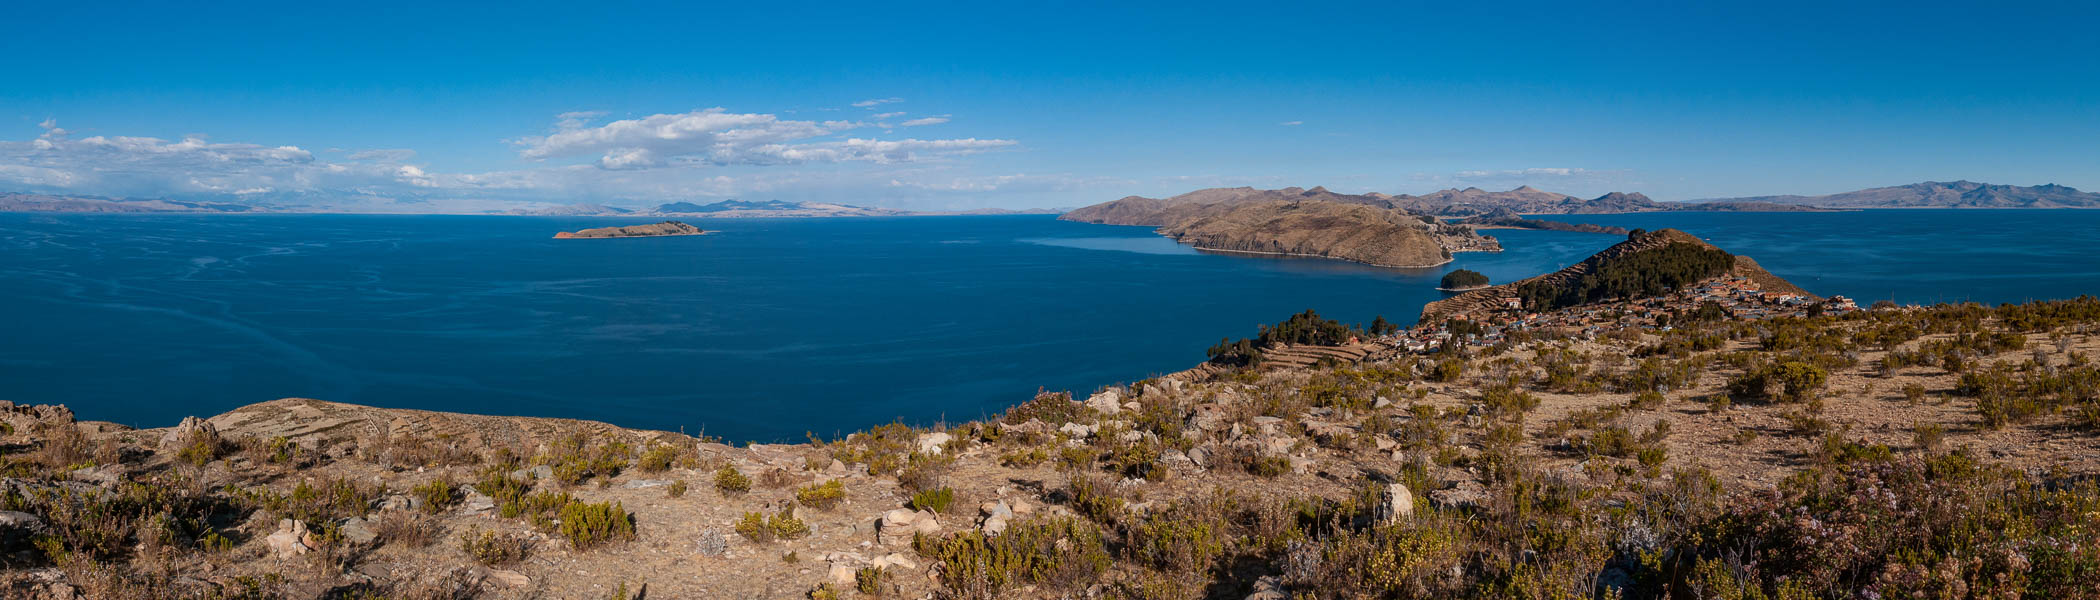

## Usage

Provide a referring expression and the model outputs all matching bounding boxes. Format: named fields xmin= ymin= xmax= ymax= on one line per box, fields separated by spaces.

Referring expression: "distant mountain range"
xmin=1059 ymin=186 xmax=1831 ymax=225
xmin=507 ymin=199 xmax=910 ymax=218
xmin=1695 ymin=181 xmax=2100 ymax=209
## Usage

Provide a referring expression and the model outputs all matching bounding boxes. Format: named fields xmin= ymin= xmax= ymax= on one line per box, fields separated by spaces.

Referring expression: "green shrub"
xmin=666 ymin=479 xmax=688 ymax=498
xmin=412 ymin=478 xmax=459 ymax=515
xmin=557 ymin=500 xmax=636 ymax=550
xmin=459 ymin=527 xmax=529 ymax=565
xmin=914 ymin=516 xmax=1110 ymax=599
xmin=910 ymin=487 xmax=955 ymax=513
xmin=715 ymin=465 xmax=751 ymax=495
xmin=1248 ymin=455 xmax=1291 ymax=478
xmin=795 ymin=479 xmax=846 ymax=510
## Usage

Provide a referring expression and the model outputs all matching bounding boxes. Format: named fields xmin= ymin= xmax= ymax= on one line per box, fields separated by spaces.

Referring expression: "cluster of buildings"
xmin=1381 ymin=276 xmax=1860 ymax=353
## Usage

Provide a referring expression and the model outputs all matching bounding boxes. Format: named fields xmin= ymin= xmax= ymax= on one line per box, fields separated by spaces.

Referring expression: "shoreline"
xmin=1180 ymin=241 xmax=1452 ymax=269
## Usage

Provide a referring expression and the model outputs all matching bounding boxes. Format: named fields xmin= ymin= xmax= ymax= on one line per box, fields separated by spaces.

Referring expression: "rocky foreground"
xmin=3 ymin=238 xmax=2100 ymax=599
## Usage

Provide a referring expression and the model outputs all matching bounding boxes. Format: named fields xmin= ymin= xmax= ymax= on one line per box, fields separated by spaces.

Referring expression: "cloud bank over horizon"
xmin=0 ymin=105 xmax=1060 ymax=212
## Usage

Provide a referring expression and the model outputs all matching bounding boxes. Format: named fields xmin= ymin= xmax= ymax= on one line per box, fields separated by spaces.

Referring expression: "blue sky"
xmin=3 ymin=1 xmax=2096 ymax=211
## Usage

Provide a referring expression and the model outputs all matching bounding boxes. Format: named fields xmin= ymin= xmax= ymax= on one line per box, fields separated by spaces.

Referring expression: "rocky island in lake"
xmin=552 ymin=221 xmax=706 ymax=239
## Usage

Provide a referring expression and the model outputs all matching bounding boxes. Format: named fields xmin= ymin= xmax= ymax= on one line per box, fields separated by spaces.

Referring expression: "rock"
xmin=338 ymin=517 xmax=377 ymax=545
xmin=265 ymin=519 xmax=312 ymax=559
xmin=459 ymin=490 xmax=496 ymax=514
xmin=1187 ymin=445 xmax=1213 ymax=469
xmin=911 ymin=510 xmax=941 ymax=535
xmin=1084 ymin=389 xmax=1123 ymax=415
xmin=1429 ymin=481 xmax=1490 ymax=511
xmin=378 ymin=494 xmax=412 ymax=512
xmin=488 ymin=569 xmax=531 ymax=587
xmin=981 ymin=515 xmax=1009 ymax=536
xmin=1161 ymin=449 xmax=1199 ymax=473
xmin=0 ymin=510 xmax=51 ymax=550
xmin=1377 ymin=484 xmax=1414 ymax=524
xmin=1186 ymin=404 xmax=1228 ymax=432
xmin=878 ymin=509 xmax=920 ymax=544
xmin=694 ymin=528 xmax=730 ymax=557
xmin=829 ymin=563 xmax=859 ymax=585
xmin=827 ymin=459 xmax=848 ymax=474
xmin=916 ymin=432 xmax=953 ymax=455
xmin=1116 ymin=429 xmax=1148 ymax=444
xmin=874 ymin=552 xmax=918 ymax=570
xmin=1058 ymin=423 xmax=1096 ymax=439
xmin=1373 ymin=396 xmax=1393 ymax=409
xmin=1302 ymin=421 xmax=1355 ymax=444
xmin=1252 ymin=416 xmax=1284 ymax=436
xmin=1374 ymin=435 xmax=1397 ymax=451
xmin=979 ymin=501 xmax=1014 ymax=521
xmin=67 ymin=465 xmax=121 ymax=487
xmin=157 ymin=416 xmax=217 ymax=450
xmin=622 ymin=479 xmax=673 ymax=489
xmin=1246 ymin=575 xmax=1289 ymax=600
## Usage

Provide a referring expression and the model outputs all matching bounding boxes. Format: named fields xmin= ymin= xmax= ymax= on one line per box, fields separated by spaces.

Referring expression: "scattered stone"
xmin=1084 ymin=389 xmax=1123 ymax=415
xmin=1187 ymin=445 xmax=1213 ymax=469
xmin=878 ymin=509 xmax=919 ymax=544
xmin=488 ymin=569 xmax=530 ymax=588
xmin=874 ymin=552 xmax=918 ymax=570
xmin=67 ymin=465 xmax=121 ymax=487
xmin=911 ymin=510 xmax=941 ymax=536
xmin=979 ymin=500 xmax=1014 ymax=521
xmin=1186 ymin=404 xmax=1227 ymax=432
xmin=1377 ymin=484 xmax=1414 ymax=524
xmin=1252 ymin=416 xmax=1284 ymax=436
xmin=622 ymin=479 xmax=673 ymax=489
xmin=0 ymin=510 xmax=51 ymax=550
xmin=157 ymin=416 xmax=217 ymax=450
xmin=338 ymin=517 xmax=377 ymax=545
xmin=265 ymin=519 xmax=312 ymax=559
xmin=1430 ymin=481 xmax=1490 ymax=511
xmin=694 ymin=528 xmax=730 ymax=557
xmin=1058 ymin=423 xmax=1097 ymax=439
xmin=459 ymin=490 xmax=496 ymax=514
xmin=1161 ymin=449 xmax=1199 ymax=473
xmin=915 ymin=432 xmax=953 ymax=455
xmin=378 ymin=493 xmax=413 ymax=512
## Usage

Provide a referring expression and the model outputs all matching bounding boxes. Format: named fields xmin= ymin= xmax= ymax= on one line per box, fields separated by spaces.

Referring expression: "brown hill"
xmin=1058 ymin=186 xmax=1394 ymax=226
xmin=1420 ymin=229 xmax=1813 ymax=322
xmin=1157 ymin=200 xmax=1471 ymax=268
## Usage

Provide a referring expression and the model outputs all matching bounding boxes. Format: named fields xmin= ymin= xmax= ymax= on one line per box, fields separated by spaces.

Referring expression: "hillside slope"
xmin=1421 ymin=229 xmax=1813 ymax=322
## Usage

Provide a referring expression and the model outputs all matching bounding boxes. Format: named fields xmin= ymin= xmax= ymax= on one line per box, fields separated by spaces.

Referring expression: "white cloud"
xmin=514 ymin=108 xmax=1010 ymax=169
xmin=900 ymin=116 xmax=950 ymax=127
xmin=873 ymin=112 xmax=906 ymax=119
xmin=850 ymin=97 xmax=903 ymax=108
xmin=1279 ymin=120 xmax=1304 ymax=126
xmin=1454 ymin=167 xmax=1584 ymax=177
xmin=1 ymin=111 xmax=1028 ymax=211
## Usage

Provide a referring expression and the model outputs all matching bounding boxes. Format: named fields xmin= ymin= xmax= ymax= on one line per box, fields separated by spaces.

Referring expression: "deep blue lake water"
xmin=2 ymin=210 xmax=2095 ymax=441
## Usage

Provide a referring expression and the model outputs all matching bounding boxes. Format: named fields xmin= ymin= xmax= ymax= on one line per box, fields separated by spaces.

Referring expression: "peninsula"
xmin=551 ymin=221 xmax=705 ymax=239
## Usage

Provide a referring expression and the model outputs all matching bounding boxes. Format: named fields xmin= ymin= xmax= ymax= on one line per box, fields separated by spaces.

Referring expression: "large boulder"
xmin=1084 ymin=389 xmax=1123 ymax=415
xmin=265 ymin=519 xmax=312 ymax=559
xmin=915 ymin=432 xmax=953 ymax=455
xmin=158 ymin=416 xmax=218 ymax=450
xmin=1378 ymin=484 xmax=1414 ymax=524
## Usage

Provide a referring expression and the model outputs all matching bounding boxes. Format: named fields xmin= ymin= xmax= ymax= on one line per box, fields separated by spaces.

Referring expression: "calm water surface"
xmin=2 ymin=210 xmax=2093 ymax=440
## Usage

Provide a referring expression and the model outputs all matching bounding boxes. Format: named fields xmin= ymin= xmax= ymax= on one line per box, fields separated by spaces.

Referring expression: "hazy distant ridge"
xmin=1697 ymin=181 xmax=2100 ymax=209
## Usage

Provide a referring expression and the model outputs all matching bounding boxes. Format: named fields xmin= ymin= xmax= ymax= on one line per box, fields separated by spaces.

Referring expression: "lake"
xmin=2 ymin=209 xmax=2095 ymax=440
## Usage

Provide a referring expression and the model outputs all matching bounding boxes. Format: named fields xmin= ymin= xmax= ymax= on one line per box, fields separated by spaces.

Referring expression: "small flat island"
xmin=552 ymin=220 xmax=706 ymax=239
